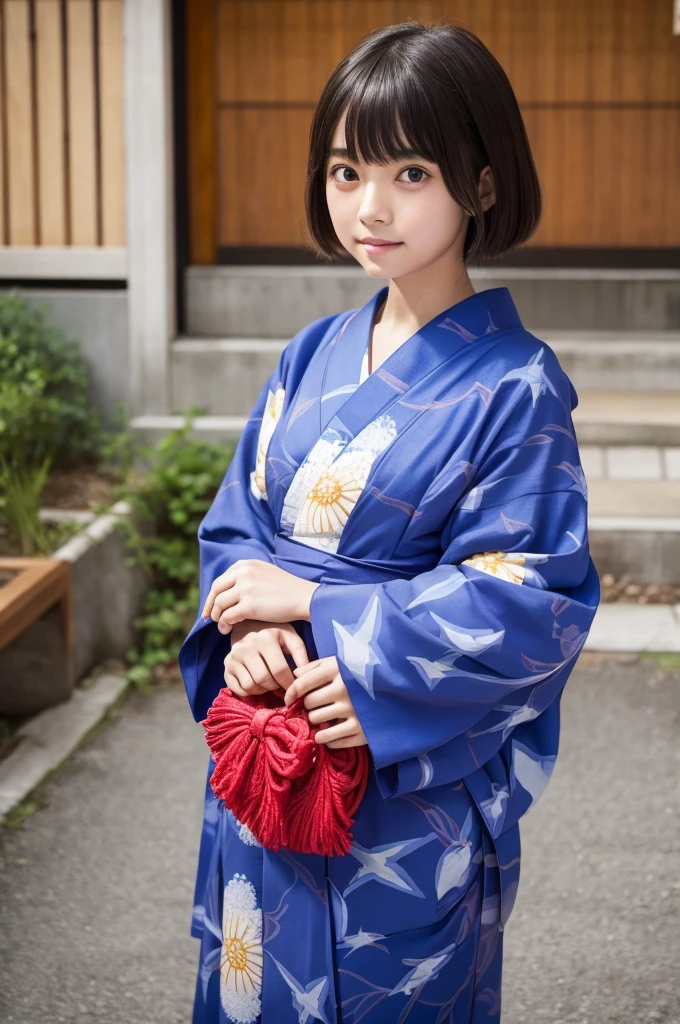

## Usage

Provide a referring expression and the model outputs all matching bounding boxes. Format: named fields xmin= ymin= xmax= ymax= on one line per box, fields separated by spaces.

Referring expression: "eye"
xmin=398 ymin=166 xmax=429 ymax=184
xmin=329 ymin=165 xmax=359 ymax=183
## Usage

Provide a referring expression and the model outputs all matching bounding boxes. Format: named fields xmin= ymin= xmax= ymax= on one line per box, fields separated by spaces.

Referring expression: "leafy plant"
xmin=0 ymin=292 xmax=100 ymax=471
xmin=0 ymin=457 xmax=52 ymax=555
xmin=120 ymin=416 xmax=232 ymax=687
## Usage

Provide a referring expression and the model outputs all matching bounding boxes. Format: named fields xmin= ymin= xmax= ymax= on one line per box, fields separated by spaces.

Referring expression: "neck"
xmin=376 ymin=249 xmax=475 ymax=333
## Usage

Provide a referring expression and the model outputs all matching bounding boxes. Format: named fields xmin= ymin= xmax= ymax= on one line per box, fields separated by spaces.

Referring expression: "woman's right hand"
xmin=224 ymin=620 xmax=310 ymax=697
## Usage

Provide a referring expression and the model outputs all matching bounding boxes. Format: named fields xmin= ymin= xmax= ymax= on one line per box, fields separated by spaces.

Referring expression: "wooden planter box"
xmin=0 ymin=558 xmax=73 ymax=716
xmin=0 ymin=502 xmax=147 ymax=717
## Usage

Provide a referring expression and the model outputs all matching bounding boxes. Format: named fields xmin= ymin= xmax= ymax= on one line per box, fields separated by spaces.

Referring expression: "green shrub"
xmin=0 ymin=292 xmax=100 ymax=470
xmin=121 ymin=418 xmax=233 ymax=686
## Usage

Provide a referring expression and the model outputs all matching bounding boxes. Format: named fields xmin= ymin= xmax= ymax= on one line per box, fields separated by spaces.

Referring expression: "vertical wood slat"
xmin=98 ymin=0 xmax=124 ymax=244
xmin=67 ymin=0 xmax=97 ymax=244
xmin=4 ymin=0 xmax=36 ymax=244
xmin=187 ymin=0 xmax=218 ymax=264
xmin=35 ymin=0 xmax=66 ymax=244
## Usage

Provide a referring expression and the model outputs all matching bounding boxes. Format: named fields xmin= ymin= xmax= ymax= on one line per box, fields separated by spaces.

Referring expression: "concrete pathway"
xmin=0 ymin=657 xmax=678 ymax=1024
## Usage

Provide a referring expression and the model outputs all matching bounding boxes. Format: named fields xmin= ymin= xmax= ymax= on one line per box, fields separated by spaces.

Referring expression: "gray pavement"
xmin=0 ymin=657 xmax=678 ymax=1024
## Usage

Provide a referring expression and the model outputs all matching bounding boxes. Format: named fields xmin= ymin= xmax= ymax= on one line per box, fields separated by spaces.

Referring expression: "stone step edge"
xmin=173 ymin=334 xmax=680 ymax=352
xmin=132 ymin=413 xmax=680 ymax=433
xmin=0 ymin=674 xmax=129 ymax=822
xmin=187 ymin=265 xmax=680 ymax=282
xmin=131 ymin=414 xmax=680 ymax=452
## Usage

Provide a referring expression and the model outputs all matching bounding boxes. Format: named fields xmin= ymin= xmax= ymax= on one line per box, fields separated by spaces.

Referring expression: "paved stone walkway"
xmin=1 ymin=656 xmax=678 ymax=1024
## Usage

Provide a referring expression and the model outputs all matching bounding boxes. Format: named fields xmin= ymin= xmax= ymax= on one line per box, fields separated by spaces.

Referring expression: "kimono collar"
xmin=361 ymin=284 xmax=523 ymax=353
xmin=319 ymin=285 xmax=523 ymax=436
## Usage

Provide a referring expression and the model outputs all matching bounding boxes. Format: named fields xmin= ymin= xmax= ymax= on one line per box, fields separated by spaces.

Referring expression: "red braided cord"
xmin=202 ymin=686 xmax=370 ymax=855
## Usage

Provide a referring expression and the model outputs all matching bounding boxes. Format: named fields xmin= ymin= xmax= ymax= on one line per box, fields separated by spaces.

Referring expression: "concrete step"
xmin=548 ymin=335 xmax=680 ymax=392
xmin=170 ymin=334 xmax=680 ymax=418
xmin=185 ymin=266 xmax=680 ymax=337
xmin=573 ymin=390 xmax=680 ymax=445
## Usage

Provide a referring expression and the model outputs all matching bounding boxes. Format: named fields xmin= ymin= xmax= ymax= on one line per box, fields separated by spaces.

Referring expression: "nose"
xmin=357 ymin=181 xmax=392 ymax=227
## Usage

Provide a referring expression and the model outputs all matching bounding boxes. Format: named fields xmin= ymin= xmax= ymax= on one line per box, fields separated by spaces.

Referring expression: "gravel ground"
xmin=0 ymin=656 xmax=678 ymax=1024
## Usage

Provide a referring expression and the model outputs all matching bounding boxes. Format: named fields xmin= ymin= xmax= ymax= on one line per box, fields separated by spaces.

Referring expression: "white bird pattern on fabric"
xmin=416 ymin=753 xmax=435 ymax=789
xmin=434 ymin=809 xmax=477 ymax=901
xmin=496 ymin=347 xmax=559 ymax=408
xmin=404 ymin=570 xmax=468 ymax=610
xmin=329 ymin=881 xmax=389 ymax=958
xmin=343 ymin=834 xmax=438 ymax=898
xmin=511 ymin=741 xmax=557 ymax=806
xmin=388 ymin=942 xmax=459 ymax=996
xmin=406 ymin=653 xmax=459 ymax=690
xmin=268 ymin=954 xmax=333 ymax=1024
xmin=429 ymin=612 xmax=505 ymax=654
xmin=467 ymin=694 xmax=543 ymax=744
xmin=479 ymin=783 xmax=510 ymax=838
xmin=332 ymin=593 xmax=383 ymax=698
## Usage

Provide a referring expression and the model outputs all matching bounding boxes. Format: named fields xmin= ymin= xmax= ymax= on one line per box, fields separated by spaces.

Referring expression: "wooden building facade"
xmin=0 ymin=0 xmax=678 ymax=418
xmin=184 ymin=0 xmax=680 ymax=266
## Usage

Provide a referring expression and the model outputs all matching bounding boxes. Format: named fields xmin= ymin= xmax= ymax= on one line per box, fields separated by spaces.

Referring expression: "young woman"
xmin=180 ymin=20 xmax=599 ymax=1024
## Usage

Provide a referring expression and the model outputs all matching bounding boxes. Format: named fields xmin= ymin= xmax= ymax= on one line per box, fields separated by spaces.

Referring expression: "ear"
xmin=478 ymin=165 xmax=496 ymax=213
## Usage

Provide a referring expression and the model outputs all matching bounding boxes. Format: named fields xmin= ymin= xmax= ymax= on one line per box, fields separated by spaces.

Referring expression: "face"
xmin=325 ymin=111 xmax=494 ymax=280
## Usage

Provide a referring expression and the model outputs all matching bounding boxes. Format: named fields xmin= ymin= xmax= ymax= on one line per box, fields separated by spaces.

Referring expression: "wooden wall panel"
xmin=0 ymin=0 xmax=125 ymax=252
xmin=99 ymin=0 xmax=125 ymax=246
xmin=219 ymin=107 xmax=312 ymax=245
xmin=189 ymin=0 xmax=680 ymax=258
xmin=4 ymin=0 xmax=35 ymax=244
xmin=67 ymin=0 xmax=98 ymax=245
xmin=36 ymin=0 xmax=66 ymax=245
xmin=527 ymin=109 xmax=680 ymax=247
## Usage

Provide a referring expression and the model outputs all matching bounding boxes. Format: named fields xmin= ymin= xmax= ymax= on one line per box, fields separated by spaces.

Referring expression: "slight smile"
xmin=359 ymin=237 xmax=403 ymax=255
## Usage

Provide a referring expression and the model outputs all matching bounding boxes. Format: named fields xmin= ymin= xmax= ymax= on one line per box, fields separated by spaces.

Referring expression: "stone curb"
xmin=0 ymin=673 xmax=129 ymax=822
xmin=585 ymin=603 xmax=680 ymax=653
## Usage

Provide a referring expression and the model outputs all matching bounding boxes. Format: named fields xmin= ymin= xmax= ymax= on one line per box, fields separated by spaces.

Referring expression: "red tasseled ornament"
xmin=202 ymin=686 xmax=370 ymax=856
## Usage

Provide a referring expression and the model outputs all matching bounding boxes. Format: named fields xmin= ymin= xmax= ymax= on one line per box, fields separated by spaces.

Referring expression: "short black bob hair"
xmin=305 ymin=21 xmax=541 ymax=265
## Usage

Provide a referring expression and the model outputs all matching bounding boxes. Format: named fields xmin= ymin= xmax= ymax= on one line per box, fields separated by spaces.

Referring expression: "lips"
xmin=360 ymin=237 xmax=399 ymax=245
xmin=359 ymin=237 xmax=403 ymax=255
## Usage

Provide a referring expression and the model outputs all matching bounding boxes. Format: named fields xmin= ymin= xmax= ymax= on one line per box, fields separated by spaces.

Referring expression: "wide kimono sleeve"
xmin=309 ymin=365 xmax=600 ymax=816
xmin=178 ymin=373 xmax=282 ymax=721
xmin=179 ymin=310 xmax=351 ymax=722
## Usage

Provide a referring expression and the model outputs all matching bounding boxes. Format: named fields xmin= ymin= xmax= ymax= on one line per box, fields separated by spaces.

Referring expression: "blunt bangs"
xmin=305 ymin=21 xmax=541 ymax=264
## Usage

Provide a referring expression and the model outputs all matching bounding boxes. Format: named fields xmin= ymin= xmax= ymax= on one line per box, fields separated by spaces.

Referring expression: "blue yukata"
xmin=179 ymin=285 xmax=600 ymax=1024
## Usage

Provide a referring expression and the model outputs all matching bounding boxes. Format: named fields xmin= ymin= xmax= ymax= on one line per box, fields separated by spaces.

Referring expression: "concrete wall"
xmin=186 ymin=266 xmax=680 ymax=338
xmin=0 ymin=287 xmax=129 ymax=426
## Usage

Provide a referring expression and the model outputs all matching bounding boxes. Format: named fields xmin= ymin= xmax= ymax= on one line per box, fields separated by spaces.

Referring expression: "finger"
xmin=230 ymin=660 xmax=269 ymax=697
xmin=326 ymin=735 xmax=364 ymax=749
xmin=307 ymin=702 xmax=344 ymax=725
xmin=293 ymin=659 xmax=322 ymax=676
xmin=303 ymin=682 xmax=344 ymax=710
xmin=216 ymin=611 xmax=233 ymax=635
xmin=279 ymin=630 xmax=310 ymax=669
xmin=288 ymin=663 xmax=337 ymax=696
xmin=314 ymin=720 xmax=357 ymax=745
xmin=224 ymin=669 xmax=247 ymax=698
xmin=202 ymin=571 xmax=234 ymax=618
xmin=284 ymin=667 xmax=334 ymax=706
xmin=212 ymin=588 xmax=238 ymax=623
xmin=259 ymin=635 xmax=295 ymax=688
xmin=240 ymin=648 xmax=282 ymax=692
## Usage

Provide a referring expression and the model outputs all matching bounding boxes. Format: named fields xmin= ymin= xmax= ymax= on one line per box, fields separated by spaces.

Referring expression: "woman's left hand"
xmin=202 ymin=560 xmax=319 ymax=634
xmin=284 ymin=656 xmax=368 ymax=749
